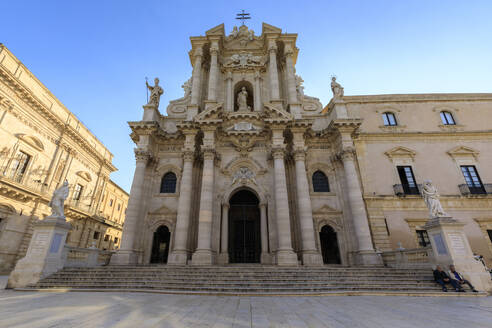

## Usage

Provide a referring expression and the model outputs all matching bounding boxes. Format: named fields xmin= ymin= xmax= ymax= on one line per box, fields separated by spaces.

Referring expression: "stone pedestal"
xmin=425 ymin=216 xmax=492 ymax=292
xmin=7 ymin=216 xmax=71 ymax=288
xmin=186 ymin=104 xmax=199 ymax=121
xmin=142 ymin=104 xmax=159 ymax=121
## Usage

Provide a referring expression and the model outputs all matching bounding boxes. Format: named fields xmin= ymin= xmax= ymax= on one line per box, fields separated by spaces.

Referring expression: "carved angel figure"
xmin=146 ymin=77 xmax=164 ymax=108
xmin=295 ymin=75 xmax=305 ymax=101
xmin=421 ymin=180 xmax=447 ymax=218
xmin=48 ymin=180 xmax=69 ymax=218
xmin=331 ymin=76 xmax=344 ymax=99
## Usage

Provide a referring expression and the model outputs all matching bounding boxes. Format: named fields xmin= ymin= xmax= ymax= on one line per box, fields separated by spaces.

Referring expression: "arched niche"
xmin=234 ymin=81 xmax=254 ymax=112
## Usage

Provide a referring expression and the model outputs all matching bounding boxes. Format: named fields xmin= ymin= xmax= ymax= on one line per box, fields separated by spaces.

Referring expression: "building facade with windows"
xmin=0 ymin=44 xmax=128 ymax=272
xmin=112 ymin=23 xmax=492 ymax=268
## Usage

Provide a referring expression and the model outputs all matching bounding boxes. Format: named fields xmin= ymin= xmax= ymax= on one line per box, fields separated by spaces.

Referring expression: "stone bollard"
xmin=425 ymin=216 xmax=492 ymax=292
xmin=7 ymin=216 xmax=71 ymax=288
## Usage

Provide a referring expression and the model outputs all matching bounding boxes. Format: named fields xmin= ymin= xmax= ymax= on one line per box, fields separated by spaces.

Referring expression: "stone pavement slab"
xmin=1 ymin=276 xmax=492 ymax=327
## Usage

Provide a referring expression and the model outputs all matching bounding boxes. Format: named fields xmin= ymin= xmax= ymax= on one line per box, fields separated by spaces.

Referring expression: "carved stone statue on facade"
xmin=48 ymin=180 xmax=69 ymax=219
xmin=146 ymin=77 xmax=164 ymax=108
xmin=232 ymin=167 xmax=257 ymax=186
xmin=331 ymin=77 xmax=344 ymax=99
xmin=237 ymin=87 xmax=250 ymax=111
xmin=421 ymin=180 xmax=448 ymax=218
xmin=181 ymin=78 xmax=192 ymax=98
xmin=295 ymin=75 xmax=305 ymax=101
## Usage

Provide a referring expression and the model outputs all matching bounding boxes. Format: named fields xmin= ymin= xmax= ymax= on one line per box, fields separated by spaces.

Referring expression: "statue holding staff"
xmin=145 ymin=77 xmax=164 ymax=108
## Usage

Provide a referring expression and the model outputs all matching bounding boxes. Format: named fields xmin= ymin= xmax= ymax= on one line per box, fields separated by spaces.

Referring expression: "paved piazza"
xmin=1 ymin=277 xmax=491 ymax=328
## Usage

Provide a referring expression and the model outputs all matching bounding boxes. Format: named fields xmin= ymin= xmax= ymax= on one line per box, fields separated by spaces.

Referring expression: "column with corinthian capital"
xmin=338 ymin=147 xmax=381 ymax=265
xmin=284 ymin=45 xmax=302 ymax=118
xmin=168 ymin=130 xmax=197 ymax=265
xmin=293 ymin=149 xmax=323 ymax=266
xmin=192 ymin=149 xmax=215 ymax=265
xmin=110 ymin=149 xmax=151 ymax=265
xmin=272 ymin=146 xmax=298 ymax=266
xmin=268 ymin=40 xmax=280 ymax=100
xmin=187 ymin=47 xmax=203 ymax=120
xmin=207 ymin=43 xmax=219 ymax=102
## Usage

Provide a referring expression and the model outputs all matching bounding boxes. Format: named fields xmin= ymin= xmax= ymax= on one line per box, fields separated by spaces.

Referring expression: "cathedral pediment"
xmin=206 ymin=24 xmax=225 ymax=36
xmin=447 ymin=146 xmax=479 ymax=159
xmin=313 ymin=204 xmax=342 ymax=215
xmin=148 ymin=204 xmax=176 ymax=217
xmin=261 ymin=22 xmax=282 ymax=34
xmin=193 ymin=102 xmax=223 ymax=123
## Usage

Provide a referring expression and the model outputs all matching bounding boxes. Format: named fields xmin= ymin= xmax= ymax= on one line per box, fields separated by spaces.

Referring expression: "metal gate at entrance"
xmin=228 ymin=190 xmax=261 ymax=263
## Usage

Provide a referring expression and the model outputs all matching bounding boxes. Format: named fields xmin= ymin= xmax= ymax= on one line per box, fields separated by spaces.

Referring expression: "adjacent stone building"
xmin=0 ymin=44 xmax=129 ymax=272
xmin=110 ymin=22 xmax=492 ymax=268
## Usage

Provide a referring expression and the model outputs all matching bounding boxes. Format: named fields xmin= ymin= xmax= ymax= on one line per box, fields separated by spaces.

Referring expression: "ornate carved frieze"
xmin=223 ymin=52 xmax=265 ymax=69
xmin=231 ymin=167 xmax=258 ymax=186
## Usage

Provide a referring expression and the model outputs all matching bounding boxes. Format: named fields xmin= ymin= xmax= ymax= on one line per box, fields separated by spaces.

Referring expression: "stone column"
xmin=254 ymin=70 xmax=262 ymax=111
xmin=268 ymin=40 xmax=280 ymax=100
xmin=190 ymin=47 xmax=203 ymax=106
xmin=284 ymin=46 xmax=298 ymax=105
xmin=260 ymin=202 xmax=269 ymax=263
xmin=225 ymin=71 xmax=233 ymax=112
xmin=339 ymin=148 xmax=381 ymax=265
xmin=110 ymin=149 xmax=150 ymax=265
xmin=272 ymin=147 xmax=298 ymax=266
xmin=167 ymin=151 xmax=195 ymax=265
xmin=207 ymin=44 xmax=219 ymax=101
xmin=293 ymin=150 xmax=323 ymax=266
xmin=218 ymin=203 xmax=229 ymax=264
xmin=192 ymin=149 xmax=215 ymax=265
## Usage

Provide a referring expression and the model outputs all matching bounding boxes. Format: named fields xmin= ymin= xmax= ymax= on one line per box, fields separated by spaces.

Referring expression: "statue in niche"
xmin=48 ymin=180 xmax=69 ymax=219
xmin=331 ymin=76 xmax=344 ymax=99
xmin=145 ymin=77 xmax=164 ymax=108
xmin=421 ymin=180 xmax=448 ymax=219
xmin=237 ymin=87 xmax=250 ymax=111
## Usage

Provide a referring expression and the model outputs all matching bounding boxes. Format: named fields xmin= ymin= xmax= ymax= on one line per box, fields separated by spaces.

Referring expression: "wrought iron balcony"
xmin=393 ymin=184 xmax=421 ymax=197
xmin=459 ymin=184 xmax=490 ymax=195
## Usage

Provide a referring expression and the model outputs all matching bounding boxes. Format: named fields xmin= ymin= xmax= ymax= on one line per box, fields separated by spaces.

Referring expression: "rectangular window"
xmin=460 ymin=165 xmax=486 ymax=194
xmin=104 ymin=235 xmax=110 ymax=241
xmin=10 ymin=151 xmax=31 ymax=182
xmin=117 ymin=203 xmax=121 ymax=211
xmin=109 ymin=199 xmax=113 ymax=207
xmin=114 ymin=237 xmax=119 ymax=244
xmin=440 ymin=112 xmax=456 ymax=125
xmin=487 ymin=230 xmax=492 ymax=243
xmin=397 ymin=166 xmax=419 ymax=195
xmin=416 ymin=230 xmax=430 ymax=247
xmin=93 ymin=231 xmax=100 ymax=240
xmin=73 ymin=184 xmax=83 ymax=201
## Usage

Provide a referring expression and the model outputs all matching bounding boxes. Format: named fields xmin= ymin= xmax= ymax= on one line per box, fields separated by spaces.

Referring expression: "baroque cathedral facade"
xmin=111 ymin=23 xmax=492 ymax=267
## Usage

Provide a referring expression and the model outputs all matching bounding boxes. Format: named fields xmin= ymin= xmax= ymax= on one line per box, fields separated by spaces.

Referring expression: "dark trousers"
xmin=435 ymin=278 xmax=461 ymax=290
xmin=458 ymin=279 xmax=475 ymax=290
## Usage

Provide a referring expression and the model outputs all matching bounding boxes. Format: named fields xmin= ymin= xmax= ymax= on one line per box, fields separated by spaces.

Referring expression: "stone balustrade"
xmin=63 ymin=245 xmax=114 ymax=268
xmin=380 ymin=247 xmax=433 ymax=269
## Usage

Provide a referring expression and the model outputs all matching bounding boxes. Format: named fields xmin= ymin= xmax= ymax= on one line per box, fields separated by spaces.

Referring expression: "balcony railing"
xmin=459 ymin=184 xmax=491 ymax=196
xmin=393 ymin=184 xmax=422 ymax=197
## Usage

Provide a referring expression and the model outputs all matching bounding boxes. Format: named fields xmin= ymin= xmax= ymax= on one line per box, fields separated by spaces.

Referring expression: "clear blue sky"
xmin=1 ymin=1 xmax=491 ymax=192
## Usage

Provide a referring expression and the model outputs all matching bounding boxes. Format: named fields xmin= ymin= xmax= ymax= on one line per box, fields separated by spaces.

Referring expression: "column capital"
xmin=182 ymin=150 xmax=195 ymax=162
xmin=259 ymin=202 xmax=267 ymax=209
xmin=335 ymin=147 xmax=356 ymax=162
xmin=293 ymin=148 xmax=306 ymax=161
xmin=254 ymin=70 xmax=262 ymax=80
xmin=202 ymin=149 xmax=216 ymax=161
xmin=224 ymin=70 xmax=233 ymax=80
xmin=194 ymin=47 xmax=203 ymax=58
xmin=271 ymin=147 xmax=285 ymax=159
xmin=210 ymin=46 xmax=219 ymax=56
xmin=222 ymin=203 xmax=230 ymax=209
xmin=134 ymin=149 xmax=152 ymax=163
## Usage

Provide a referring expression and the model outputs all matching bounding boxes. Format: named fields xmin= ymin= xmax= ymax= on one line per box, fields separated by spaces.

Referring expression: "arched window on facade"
xmin=312 ymin=171 xmax=330 ymax=192
xmin=382 ymin=112 xmax=397 ymax=126
xmin=160 ymin=172 xmax=177 ymax=193
xmin=440 ymin=111 xmax=456 ymax=125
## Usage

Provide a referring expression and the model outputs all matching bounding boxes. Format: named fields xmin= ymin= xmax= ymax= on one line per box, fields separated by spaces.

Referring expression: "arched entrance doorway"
xmin=150 ymin=225 xmax=171 ymax=264
xmin=229 ymin=189 xmax=261 ymax=263
xmin=319 ymin=225 xmax=341 ymax=264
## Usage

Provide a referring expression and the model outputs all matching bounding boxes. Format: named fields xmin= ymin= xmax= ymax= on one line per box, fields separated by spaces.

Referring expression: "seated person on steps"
xmin=449 ymin=265 xmax=478 ymax=293
xmin=433 ymin=265 xmax=464 ymax=292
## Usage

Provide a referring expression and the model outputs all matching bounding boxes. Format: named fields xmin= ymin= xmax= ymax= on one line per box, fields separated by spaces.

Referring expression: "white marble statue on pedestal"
xmin=146 ymin=77 xmax=164 ymax=108
xmin=421 ymin=180 xmax=447 ymax=218
xmin=237 ymin=87 xmax=250 ymax=111
xmin=48 ymin=181 xmax=69 ymax=219
xmin=331 ymin=77 xmax=344 ymax=99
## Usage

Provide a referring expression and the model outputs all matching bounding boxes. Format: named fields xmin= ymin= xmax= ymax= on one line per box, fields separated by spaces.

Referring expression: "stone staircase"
xmin=27 ymin=265 xmax=486 ymax=296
